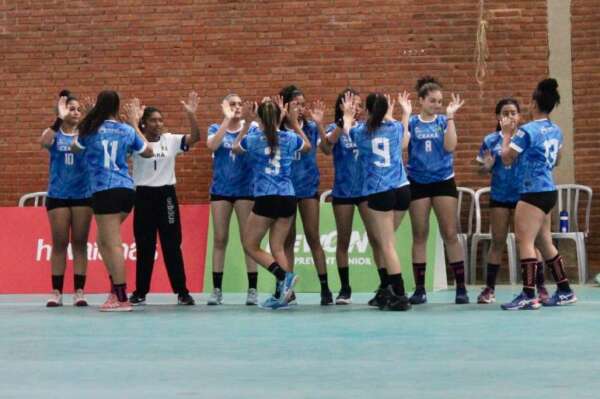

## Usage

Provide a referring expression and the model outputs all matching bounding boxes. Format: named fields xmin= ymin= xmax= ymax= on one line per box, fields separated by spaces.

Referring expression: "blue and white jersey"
xmin=350 ymin=120 xmax=409 ymax=196
xmin=477 ymin=131 xmax=520 ymax=204
xmin=47 ymin=130 xmax=90 ymax=199
xmin=240 ymin=127 xmax=304 ymax=197
xmin=326 ymin=122 xmax=363 ymax=198
xmin=208 ymin=123 xmax=253 ymax=197
xmin=76 ymin=120 xmax=146 ymax=193
xmin=290 ymin=120 xmax=320 ymax=198
xmin=407 ymin=115 xmax=454 ymax=184
xmin=510 ymin=119 xmax=563 ymax=194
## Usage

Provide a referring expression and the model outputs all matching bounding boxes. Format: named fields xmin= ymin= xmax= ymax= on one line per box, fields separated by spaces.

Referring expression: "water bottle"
xmin=559 ymin=210 xmax=569 ymax=233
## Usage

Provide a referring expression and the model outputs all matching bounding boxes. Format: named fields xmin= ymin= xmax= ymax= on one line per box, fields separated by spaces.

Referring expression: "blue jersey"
xmin=47 ymin=130 xmax=90 ymax=199
xmin=477 ymin=131 xmax=520 ymax=204
xmin=510 ymin=119 xmax=563 ymax=194
xmin=350 ymin=120 xmax=409 ymax=196
xmin=407 ymin=115 xmax=454 ymax=183
xmin=327 ymin=123 xmax=363 ymax=198
xmin=208 ymin=123 xmax=253 ymax=197
xmin=290 ymin=121 xmax=320 ymax=198
xmin=240 ymin=127 xmax=304 ymax=197
xmin=76 ymin=120 xmax=146 ymax=193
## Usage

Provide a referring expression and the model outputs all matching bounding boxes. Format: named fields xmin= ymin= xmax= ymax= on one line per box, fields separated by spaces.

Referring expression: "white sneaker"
xmin=246 ymin=288 xmax=258 ymax=306
xmin=207 ymin=288 xmax=223 ymax=305
xmin=46 ymin=290 xmax=63 ymax=307
xmin=73 ymin=289 xmax=88 ymax=307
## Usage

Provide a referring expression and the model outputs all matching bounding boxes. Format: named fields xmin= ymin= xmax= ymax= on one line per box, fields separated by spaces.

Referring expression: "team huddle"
xmin=40 ymin=76 xmax=576 ymax=312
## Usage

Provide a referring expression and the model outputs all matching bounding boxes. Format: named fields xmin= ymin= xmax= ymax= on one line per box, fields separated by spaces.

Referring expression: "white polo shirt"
xmin=132 ymin=133 xmax=188 ymax=187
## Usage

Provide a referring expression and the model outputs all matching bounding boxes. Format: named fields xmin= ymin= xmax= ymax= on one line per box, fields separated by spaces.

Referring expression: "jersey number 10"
xmin=64 ymin=153 xmax=74 ymax=166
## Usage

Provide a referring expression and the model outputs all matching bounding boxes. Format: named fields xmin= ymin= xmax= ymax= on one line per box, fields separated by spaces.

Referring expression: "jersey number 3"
xmin=101 ymin=140 xmax=120 ymax=171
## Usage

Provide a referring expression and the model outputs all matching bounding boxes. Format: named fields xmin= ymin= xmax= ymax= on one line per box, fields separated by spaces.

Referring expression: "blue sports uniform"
xmin=240 ymin=127 xmax=304 ymax=197
xmin=75 ymin=120 xmax=146 ymax=193
xmin=47 ymin=130 xmax=90 ymax=199
xmin=208 ymin=123 xmax=254 ymax=197
xmin=477 ymin=131 xmax=520 ymax=204
xmin=326 ymin=122 xmax=363 ymax=199
xmin=407 ymin=115 xmax=454 ymax=183
xmin=510 ymin=119 xmax=563 ymax=194
xmin=290 ymin=120 xmax=320 ymax=198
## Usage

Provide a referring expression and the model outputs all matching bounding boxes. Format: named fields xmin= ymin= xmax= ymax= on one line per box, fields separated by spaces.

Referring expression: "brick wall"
xmin=4 ymin=1 xmax=595 ymax=270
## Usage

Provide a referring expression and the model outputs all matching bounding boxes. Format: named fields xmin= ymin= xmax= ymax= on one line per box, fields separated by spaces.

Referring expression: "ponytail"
xmin=257 ymin=101 xmax=281 ymax=157
xmin=78 ymin=90 xmax=120 ymax=137
xmin=365 ymin=93 xmax=388 ymax=132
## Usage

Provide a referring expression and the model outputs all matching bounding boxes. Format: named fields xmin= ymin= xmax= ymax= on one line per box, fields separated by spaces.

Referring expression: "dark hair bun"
xmin=416 ymin=76 xmax=440 ymax=91
xmin=537 ymin=78 xmax=558 ymax=92
xmin=59 ymin=89 xmax=72 ymax=98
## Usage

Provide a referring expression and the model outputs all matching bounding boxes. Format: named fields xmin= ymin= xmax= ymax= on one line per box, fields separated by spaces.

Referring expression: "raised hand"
xmin=57 ymin=96 xmax=69 ymax=119
xmin=341 ymin=91 xmax=355 ymax=117
xmin=182 ymin=91 xmax=199 ymax=114
xmin=446 ymin=93 xmax=465 ymax=118
xmin=500 ymin=115 xmax=518 ymax=135
xmin=397 ymin=91 xmax=412 ymax=117
xmin=308 ymin=100 xmax=326 ymax=124
xmin=124 ymin=98 xmax=144 ymax=126
xmin=221 ymin=99 xmax=235 ymax=120
xmin=384 ymin=94 xmax=396 ymax=121
xmin=481 ymin=149 xmax=495 ymax=170
xmin=241 ymin=100 xmax=257 ymax=121
xmin=286 ymin=101 xmax=300 ymax=127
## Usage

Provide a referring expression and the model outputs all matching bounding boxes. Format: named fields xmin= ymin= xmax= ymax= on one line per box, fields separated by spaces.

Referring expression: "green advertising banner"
xmin=204 ymin=204 xmax=440 ymax=293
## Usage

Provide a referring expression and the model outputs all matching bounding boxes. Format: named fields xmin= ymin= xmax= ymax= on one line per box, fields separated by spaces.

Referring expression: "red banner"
xmin=0 ymin=205 xmax=209 ymax=294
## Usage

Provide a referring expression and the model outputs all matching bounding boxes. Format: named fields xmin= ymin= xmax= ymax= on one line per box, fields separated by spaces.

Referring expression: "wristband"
xmin=50 ymin=118 xmax=63 ymax=132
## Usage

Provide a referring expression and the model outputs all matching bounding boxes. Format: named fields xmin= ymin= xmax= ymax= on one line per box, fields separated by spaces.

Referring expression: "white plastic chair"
xmin=469 ymin=187 xmax=518 ymax=284
xmin=551 ymin=184 xmax=592 ymax=284
xmin=319 ymin=190 xmax=332 ymax=204
xmin=455 ymin=187 xmax=476 ymax=283
xmin=18 ymin=191 xmax=48 ymax=207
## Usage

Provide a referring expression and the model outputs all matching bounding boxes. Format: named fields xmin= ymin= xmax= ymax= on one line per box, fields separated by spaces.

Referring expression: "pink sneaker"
xmin=537 ymin=285 xmax=550 ymax=305
xmin=73 ymin=289 xmax=88 ymax=307
xmin=99 ymin=294 xmax=132 ymax=312
xmin=46 ymin=290 xmax=63 ymax=307
xmin=477 ymin=287 xmax=496 ymax=304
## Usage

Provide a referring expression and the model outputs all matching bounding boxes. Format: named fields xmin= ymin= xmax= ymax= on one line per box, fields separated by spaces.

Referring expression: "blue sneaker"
xmin=259 ymin=295 xmax=291 ymax=310
xmin=543 ymin=290 xmax=577 ymax=306
xmin=501 ymin=292 xmax=541 ymax=310
xmin=455 ymin=288 xmax=470 ymax=304
xmin=409 ymin=290 xmax=427 ymax=305
xmin=281 ymin=272 xmax=299 ymax=303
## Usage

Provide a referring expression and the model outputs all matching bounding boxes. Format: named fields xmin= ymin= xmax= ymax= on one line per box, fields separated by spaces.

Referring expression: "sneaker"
xmin=246 ymin=288 xmax=258 ymax=306
xmin=455 ymin=288 xmax=470 ymax=304
xmin=477 ymin=287 xmax=496 ymax=304
xmin=543 ymin=289 xmax=577 ymax=306
xmin=288 ymin=291 xmax=298 ymax=306
xmin=501 ymin=291 xmax=541 ymax=310
xmin=100 ymin=294 xmax=132 ymax=312
xmin=335 ymin=287 xmax=352 ymax=305
xmin=320 ymin=290 xmax=333 ymax=306
xmin=259 ymin=295 xmax=291 ymax=310
xmin=380 ymin=286 xmax=411 ymax=311
xmin=281 ymin=272 xmax=299 ymax=303
xmin=537 ymin=285 xmax=550 ymax=305
xmin=46 ymin=290 xmax=63 ymax=307
xmin=368 ymin=287 xmax=387 ymax=307
xmin=73 ymin=289 xmax=88 ymax=307
xmin=207 ymin=288 xmax=223 ymax=305
xmin=409 ymin=289 xmax=427 ymax=305
xmin=177 ymin=292 xmax=195 ymax=306
xmin=129 ymin=293 xmax=146 ymax=306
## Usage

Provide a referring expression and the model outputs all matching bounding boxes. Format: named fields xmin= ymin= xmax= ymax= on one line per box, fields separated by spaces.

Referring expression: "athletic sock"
xmin=412 ymin=263 xmax=426 ymax=292
xmin=319 ymin=273 xmax=329 ymax=293
xmin=113 ymin=283 xmax=128 ymax=302
xmin=388 ymin=273 xmax=406 ymax=297
xmin=450 ymin=261 xmax=466 ymax=289
xmin=520 ymin=258 xmax=537 ymax=298
xmin=74 ymin=274 xmax=86 ymax=291
xmin=247 ymin=272 xmax=258 ymax=290
xmin=109 ymin=275 xmax=116 ymax=294
xmin=338 ymin=267 xmax=350 ymax=291
xmin=486 ymin=264 xmax=500 ymax=290
xmin=51 ymin=275 xmax=65 ymax=293
xmin=267 ymin=262 xmax=286 ymax=281
xmin=535 ymin=261 xmax=545 ymax=288
xmin=377 ymin=268 xmax=389 ymax=289
xmin=545 ymin=254 xmax=571 ymax=292
xmin=212 ymin=272 xmax=224 ymax=290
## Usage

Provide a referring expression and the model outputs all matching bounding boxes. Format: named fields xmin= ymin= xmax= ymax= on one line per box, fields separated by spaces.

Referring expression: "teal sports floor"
xmin=1 ymin=286 xmax=599 ymax=399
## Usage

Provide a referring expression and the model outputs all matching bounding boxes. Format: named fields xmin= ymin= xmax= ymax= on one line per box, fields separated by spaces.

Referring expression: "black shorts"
xmin=45 ymin=197 xmax=92 ymax=211
xmin=367 ymin=186 xmax=411 ymax=212
xmin=253 ymin=196 xmax=297 ymax=219
xmin=519 ymin=191 xmax=557 ymax=215
xmin=92 ymin=188 xmax=136 ymax=215
xmin=409 ymin=177 xmax=458 ymax=201
xmin=332 ymin=196 xmax=366 ymax=206
xmin=210 ymin=194 xmax=254 ymax=203
xmin=489 ymin=199 xmax=517 ymax=209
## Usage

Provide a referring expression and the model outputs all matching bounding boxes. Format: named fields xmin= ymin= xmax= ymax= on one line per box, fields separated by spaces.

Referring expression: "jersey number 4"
xmin=372 ymin=137 xmax=391 ymax=167
xmin=101 ymin=140 xmax=120 ymax=171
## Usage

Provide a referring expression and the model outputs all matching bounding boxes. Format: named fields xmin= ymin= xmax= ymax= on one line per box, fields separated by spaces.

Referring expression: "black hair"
xmin=78 ymin=90 xmax=120 ymax=137
xmin=365 ymin=93 xmax=388 ymax=132
xmin=59 ymin=89 xmax=78 ymax=104
xmin=416 ymin=76 xmax=442 ymax=99
xmin=335 ymin=87 xmax=359 ymax=128
xmin=532 ymin=78 xmax=560 ymax=114
xmin=139 ymin=106 xmax=161 ymax=132
xmin=494 ymin=98 xmax=521 ymax=131
xmin=279 ymin=84 xmax=304 ymax=129
xmin=257 ymin=101 xmax=281 ymax=158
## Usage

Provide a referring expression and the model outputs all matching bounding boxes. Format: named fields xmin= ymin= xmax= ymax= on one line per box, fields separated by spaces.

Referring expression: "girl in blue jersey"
xmin=206 ymin=94 xmax=258 ymax=306
xmin=475 ymin=98 xmax=549 ymax=304
xmin=342 ymin=91 xmax=412 ymax=311
xmin=233 ymin=98 xmax=311 ymax=309
xmin=407 ymin=76 xmax=468 ymax=305
xmin=500 ymin=79 xmax=576 ymax=310
xmin=279 ymin=85 xmax=333 ymax=305
xmin=40 ymin=90 xmax=92 ymax=307
xmin=73 ymin=91 xmax=153 ymax=312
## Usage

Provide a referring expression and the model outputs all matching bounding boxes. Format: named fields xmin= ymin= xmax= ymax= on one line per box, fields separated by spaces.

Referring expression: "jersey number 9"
xmin=372 ymin=137 xmax=391 ymax=168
